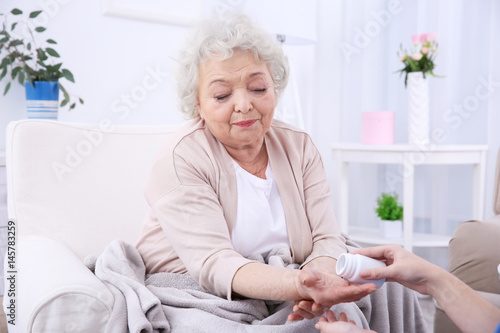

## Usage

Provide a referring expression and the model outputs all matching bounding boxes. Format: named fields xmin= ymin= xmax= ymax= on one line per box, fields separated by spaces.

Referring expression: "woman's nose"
xmin=233 ymin=90 xmax=253 ymax=113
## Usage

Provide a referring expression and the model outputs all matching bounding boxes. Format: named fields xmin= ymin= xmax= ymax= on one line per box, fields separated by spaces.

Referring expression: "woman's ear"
xmin=197 ymin=105 xmax=203 ymax=119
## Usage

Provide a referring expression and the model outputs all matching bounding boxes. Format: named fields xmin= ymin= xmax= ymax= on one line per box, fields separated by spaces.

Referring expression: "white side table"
xmin=330 ymin=143 xmax=488 ymax=252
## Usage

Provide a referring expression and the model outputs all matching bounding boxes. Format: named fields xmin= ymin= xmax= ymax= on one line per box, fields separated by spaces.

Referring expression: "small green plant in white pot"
xmin=375 ymin=192 xmax=403 ymax=238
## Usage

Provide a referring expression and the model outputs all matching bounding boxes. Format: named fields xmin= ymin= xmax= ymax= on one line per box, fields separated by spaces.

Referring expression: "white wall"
xmin=1 ymin=0 xmax=499 ymax=265
xmin=0 ymin=0 xmax=189 ymax=148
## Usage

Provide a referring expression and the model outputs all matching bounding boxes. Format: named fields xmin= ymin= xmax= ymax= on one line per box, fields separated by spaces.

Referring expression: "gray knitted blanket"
xmin=88 ymin=240 xmax=426 ymax=333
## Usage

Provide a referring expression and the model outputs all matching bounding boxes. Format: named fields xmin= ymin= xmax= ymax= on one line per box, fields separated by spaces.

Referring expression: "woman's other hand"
xmin=288 ymin=300 xmax=329 ymax=321
xmin=315 ymin=310 xmax=376 ymax=333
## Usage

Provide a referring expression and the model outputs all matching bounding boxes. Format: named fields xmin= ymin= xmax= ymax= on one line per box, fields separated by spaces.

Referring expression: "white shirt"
xmin=230 ymin=160 xmax=290 ymax=258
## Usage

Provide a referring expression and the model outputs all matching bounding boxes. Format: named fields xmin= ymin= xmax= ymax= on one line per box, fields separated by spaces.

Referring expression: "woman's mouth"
xmin=234 ymin=120 xmax=257 ymax=128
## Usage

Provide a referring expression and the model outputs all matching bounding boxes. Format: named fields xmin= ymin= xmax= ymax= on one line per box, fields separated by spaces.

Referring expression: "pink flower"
xmin=411 ymin=34 xmax=420 ymax=45
xmin=419 ymin=34 xmax=428 ymax=44
xmin=398 ymin=33 xmax=440 ymax=87
xmin=427 ymin=31 xmax=437 ymax=42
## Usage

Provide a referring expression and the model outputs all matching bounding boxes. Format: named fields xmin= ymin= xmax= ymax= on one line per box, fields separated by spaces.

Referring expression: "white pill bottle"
xmin=336 ymin=253 xmax=387 ymax=289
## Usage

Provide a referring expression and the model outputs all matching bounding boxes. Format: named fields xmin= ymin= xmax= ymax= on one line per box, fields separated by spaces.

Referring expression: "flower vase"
xmin=24 ymin=81 xmax=59 ymax=119
xmin=407 ymin=72 xmax=429 ymax=144
xmin=380 ymin=219 xmax=403 ymax=238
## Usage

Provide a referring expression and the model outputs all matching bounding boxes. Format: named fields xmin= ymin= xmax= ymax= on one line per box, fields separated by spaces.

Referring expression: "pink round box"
xmin=361 ymin=111 xmax=395 ymax=145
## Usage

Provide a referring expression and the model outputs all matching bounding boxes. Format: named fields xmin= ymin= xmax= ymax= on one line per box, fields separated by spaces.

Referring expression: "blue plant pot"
xmin=24 ymin=81 xmax=59 ymax=119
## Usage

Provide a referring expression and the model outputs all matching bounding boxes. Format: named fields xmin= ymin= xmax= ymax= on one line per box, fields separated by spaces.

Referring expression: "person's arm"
xmin=354 ymin=245 xmax=500 ymax=333
xmin=428 ymin=270 xmax=500 ymax=333
xmin=232 ymin=261 xmax=377 ymax=304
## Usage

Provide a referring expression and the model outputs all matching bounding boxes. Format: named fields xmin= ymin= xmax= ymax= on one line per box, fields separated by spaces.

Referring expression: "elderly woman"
xmin=136 ymin=14 xmax=425 ymax=331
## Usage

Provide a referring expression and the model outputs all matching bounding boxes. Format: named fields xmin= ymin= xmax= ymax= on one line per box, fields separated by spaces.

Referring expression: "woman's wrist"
xmin=426 ymin=266 xmax=463 ymax=305
xmin=292 ymin=274 xmax=307 ymax=301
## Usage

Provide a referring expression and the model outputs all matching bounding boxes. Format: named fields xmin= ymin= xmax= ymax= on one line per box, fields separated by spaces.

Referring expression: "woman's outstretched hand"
xmin=315 ymin=310 xmax=376 ymax=333
xmin=288 ymin=268 xmax=378 ymax=322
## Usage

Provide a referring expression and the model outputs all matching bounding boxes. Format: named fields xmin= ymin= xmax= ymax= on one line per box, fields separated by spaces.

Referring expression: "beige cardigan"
xmin=136 ymin=118 xmax=347 ymax=299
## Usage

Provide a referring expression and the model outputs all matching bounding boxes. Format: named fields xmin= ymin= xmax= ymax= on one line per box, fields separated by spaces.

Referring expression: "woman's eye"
xmin=251 ymin=87 xmax=267 ymax=93
xmin=215 ymin=94 xmax=230 ymax=101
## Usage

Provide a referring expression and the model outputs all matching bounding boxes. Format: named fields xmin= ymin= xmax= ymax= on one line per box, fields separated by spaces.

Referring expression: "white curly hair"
xmin=175 ymin=14 xmax=289 ymax=119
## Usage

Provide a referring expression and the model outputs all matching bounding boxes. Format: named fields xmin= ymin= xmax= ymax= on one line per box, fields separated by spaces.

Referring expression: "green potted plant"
xmin=0 ymin=8 xmax=83 ymax=118
xmin=375 ymin=192 xmax=403 ymax=238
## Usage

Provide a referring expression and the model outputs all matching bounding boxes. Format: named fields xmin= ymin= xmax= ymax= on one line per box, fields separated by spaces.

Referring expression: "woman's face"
xmin=197 ymin=49 xmax=276 ymax=151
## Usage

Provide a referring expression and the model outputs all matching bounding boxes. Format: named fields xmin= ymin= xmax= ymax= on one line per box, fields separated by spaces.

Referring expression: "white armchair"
xmin=3 ymin=120 xmax=176 ymax=332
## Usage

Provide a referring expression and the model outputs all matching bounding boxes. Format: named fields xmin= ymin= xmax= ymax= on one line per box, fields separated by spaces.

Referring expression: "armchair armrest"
xmin=434 ymin=217 xmax=500 ymax=333
xmin=3 ymin=235 xmax=113 ymax=333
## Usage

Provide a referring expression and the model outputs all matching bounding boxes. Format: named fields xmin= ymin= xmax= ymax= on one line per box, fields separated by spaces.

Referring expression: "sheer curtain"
xmin=313 ymin=0 xmax=500 ymax=264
